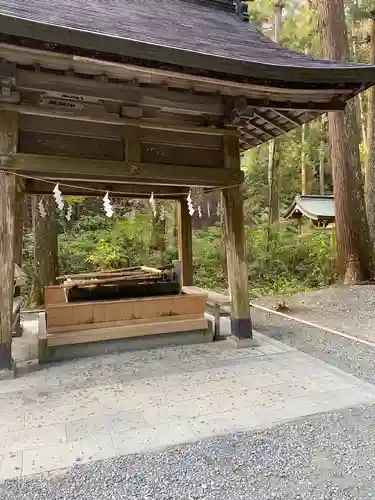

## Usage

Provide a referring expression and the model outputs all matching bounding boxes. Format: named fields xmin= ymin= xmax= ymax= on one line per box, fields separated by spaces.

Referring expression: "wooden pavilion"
xmin=1 ymin=0 xmax=375 ymax=370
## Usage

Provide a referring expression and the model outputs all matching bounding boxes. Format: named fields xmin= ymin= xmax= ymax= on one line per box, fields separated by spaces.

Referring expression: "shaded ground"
xmin=2 ymin=404 xmax=375 ymax=500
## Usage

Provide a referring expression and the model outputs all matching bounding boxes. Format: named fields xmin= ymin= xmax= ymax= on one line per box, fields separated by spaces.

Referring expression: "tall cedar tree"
xmin=267 ymin=0 xmax=283 ymax=226
xmin=318 ymin=0 xmax=373 ymax=282
xmin=366 ymin=13 xmax=375 ymax=247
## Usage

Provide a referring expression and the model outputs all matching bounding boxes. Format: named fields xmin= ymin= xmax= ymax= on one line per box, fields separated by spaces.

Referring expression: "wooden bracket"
xmin=0 ymin=155 xmax=12 ymax=167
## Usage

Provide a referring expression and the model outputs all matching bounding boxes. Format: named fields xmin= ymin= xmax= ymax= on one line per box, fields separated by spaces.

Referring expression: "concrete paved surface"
xmin=12 ymin=314 xmax=39 ymax=363
xmin=2 ymin=321 xmax=375 ymax=482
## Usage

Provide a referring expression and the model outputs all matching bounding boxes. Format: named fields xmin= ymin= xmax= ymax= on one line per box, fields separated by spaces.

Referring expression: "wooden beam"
xmin=15 ymin=68 xmax=224 ymax=114
xmin=0 ymin=103 xmax=236 ymax=136
xmin=2 ymin=154 xmax=243 ymax=188
xmin=248 ymin=120 xmax=278 ymax=139
xmin=24 ymin=179 xmax=189 ymax=198
xmin=271 ymin=109 xmax=303 ymax=126
xmin=0 ymin=43 xmax=353 ymax=100
xmin=71 ymin=55 xmax=354 ymax=99
xmin=247 ymin=99 xmax=345 ymax=111
xmin=239 ymin=128 xmax=262 ymax=145
xmin=0 ymin=110 xmax=18 ymax=370
xmin=253 ymin=111 xmax=290 ymax=133
xmin=177 ymin=198 xmax=193 ymax=286
xmin=222 ymin=135 xmax=241 ymax=170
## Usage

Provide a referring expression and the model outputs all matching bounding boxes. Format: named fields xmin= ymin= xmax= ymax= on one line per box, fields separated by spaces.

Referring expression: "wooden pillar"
xmin=0 ymin=111 xmax=18 ymax=370
xmin=222 ymin=186 xmax=252 ymax=339
xmin=177 ymin=198 xmax=193 ymax=286
xmin=14 ymin=182 xmax=24 ymax=267
xmin=222 ymin=134 xmax=252 ymax=340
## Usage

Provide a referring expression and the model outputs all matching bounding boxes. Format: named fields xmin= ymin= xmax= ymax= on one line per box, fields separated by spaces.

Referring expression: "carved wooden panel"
xmin=19 ymin=115 xmax=123 ymax=138
xmin=19 ymin=130 xmax=124 ymax=161
xmin=141 ymin=142 xmax=222 ymax=168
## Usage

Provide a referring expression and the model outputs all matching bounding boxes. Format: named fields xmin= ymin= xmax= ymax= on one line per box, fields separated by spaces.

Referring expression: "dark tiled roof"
xmin=0 ymin=0 xmax=374 ymax=86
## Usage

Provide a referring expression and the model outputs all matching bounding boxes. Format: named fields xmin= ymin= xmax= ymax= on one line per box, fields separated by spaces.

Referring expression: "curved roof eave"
xmin=0 ymin=13 xmax=375 ymax=90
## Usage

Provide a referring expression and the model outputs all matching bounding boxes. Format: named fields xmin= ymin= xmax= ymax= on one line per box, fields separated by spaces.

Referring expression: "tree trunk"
xmin=318 ymin=0 xmax=373 ymax=282
xmin=301 ymin=47 xmax=310 ymax=196
xmin=267 ymin=139 xmax=280 ymax=224
xmin=301 ymin=123 xmax=308 ymax=195
xmin=319 ymin=115 xmax=326 ymax=195
xmin=267 ymin=0 xmax=283 ymax=227
xmin=352 ymin=36 xmax=367 ymax=156
xmin=365 ymin=16 xmax=375 ymax=247
xmin=30 ymin=196 xmax=58 ymax=306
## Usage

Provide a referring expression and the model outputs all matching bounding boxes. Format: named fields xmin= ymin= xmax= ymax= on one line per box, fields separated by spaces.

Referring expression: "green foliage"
xmin=51 ymin=203 xmax=338 ymax=299
xmin=193 ymin=226 xmax=228 ymax=290
xmin=246 ymin=224 xmax=337 ymax=296
xmin=59 ymin=215 xmax=153 ymax=273
xmin=192 ymin=223 xmax=337 ymax=297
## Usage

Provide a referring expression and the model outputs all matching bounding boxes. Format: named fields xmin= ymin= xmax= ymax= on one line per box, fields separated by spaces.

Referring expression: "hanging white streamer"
xmin=198 ymin=205 xmax=202 ymax=218
xmin=103 ymin=191 xmax=114 ymax=218
xmin=207 ymin=203 xmax=211 ymax=217
xmin=38 ymin=198 xmax=46 ymax=218
xmin=149 ymin=192 xmax=157 ymax=218
xmin=53 ymin=183 xmax=64 ymax=211
xmin=187 ymin=191 xmax=195 ymax=216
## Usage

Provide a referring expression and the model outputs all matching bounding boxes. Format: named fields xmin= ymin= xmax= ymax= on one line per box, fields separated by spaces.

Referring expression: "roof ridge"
xmin=179 ymin=0 xmax=235 ymax=12
xmin=179 ymin=0 xmax=250 ymax=21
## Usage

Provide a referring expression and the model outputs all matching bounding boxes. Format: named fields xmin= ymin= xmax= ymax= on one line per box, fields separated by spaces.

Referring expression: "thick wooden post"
xmin=14 ymin=182 xmax=24 ymax=267
xmin=177 ymin=198 xmax=193 ymax=286
xmin=0 ymin=111 xmax=18 ymax=370
xmin=222 ymin=186 xmax=253 ymax=340
xmin=222 ymin=134 xmax=252 ymax=340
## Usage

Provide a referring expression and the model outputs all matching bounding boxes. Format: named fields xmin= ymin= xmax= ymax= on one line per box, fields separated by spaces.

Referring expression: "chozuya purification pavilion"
xmin=0 ymin=0 xmax=374 ymax=370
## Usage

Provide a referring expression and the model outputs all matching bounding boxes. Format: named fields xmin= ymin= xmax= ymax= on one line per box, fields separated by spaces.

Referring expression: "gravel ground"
xmin=251 ymin=284 xmax=375 ymax=387
xmin=253 ymin=284 xmax=375 ymax=342
xmin=2 ymin=404 xmax=375 ymax=500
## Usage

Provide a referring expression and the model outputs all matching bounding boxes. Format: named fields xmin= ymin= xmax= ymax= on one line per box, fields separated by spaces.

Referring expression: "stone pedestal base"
xmin=227 ymin=335 xmax=260 ymax=349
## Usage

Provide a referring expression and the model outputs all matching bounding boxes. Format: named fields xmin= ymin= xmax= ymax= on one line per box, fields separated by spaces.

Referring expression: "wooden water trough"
xmin=38 ymin=264 xmax=209 ymax=362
